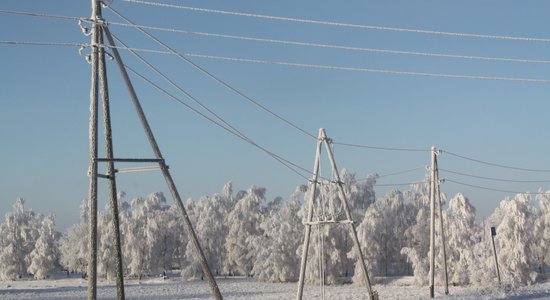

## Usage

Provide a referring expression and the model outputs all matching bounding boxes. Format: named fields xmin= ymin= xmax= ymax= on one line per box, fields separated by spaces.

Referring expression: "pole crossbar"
xmin=96 ymin=158 xmax=164 ymax=163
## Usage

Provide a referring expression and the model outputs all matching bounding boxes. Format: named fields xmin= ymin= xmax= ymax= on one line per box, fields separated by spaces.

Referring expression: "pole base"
xmin=429 ymin=285 xmax=434 ymax=298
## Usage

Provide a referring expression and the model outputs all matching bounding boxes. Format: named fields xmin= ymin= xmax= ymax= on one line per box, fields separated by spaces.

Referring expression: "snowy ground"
xmin=1 ymin=276 xmax=549 ymax=299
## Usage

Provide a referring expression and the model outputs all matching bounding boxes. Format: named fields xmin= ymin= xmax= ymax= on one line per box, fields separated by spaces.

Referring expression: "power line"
xmin=440 ymin=168 xmax=550 ymax=183
xmin=0 ymin=9 xmax=86 ymax=22
xmin=332 ymin=141 xmax=431 ymax=152
xmin=379 ymin=167 xmax=426 ymax=178
xmin=119 ymin=0 xmax=550 ymax=43
xmin=444 ymin=178 xmax=549 ymax=195
xmin=106 ymin=6 xmax=318 ymax=140
xmin=107 ymin=21 xmax=550 ymax=65
xmin=120 ymin=60 xmax=312 ymax=181
xmin=376 ymin=181 xmax=426 ymax=187
xmin=0 ymin=40 xmax=85 ymax=47
xmin=7 ymin=8 xmax=550 ymax=66
xmin=443 ymin=150 xmax=550 ymax=172
xmin=4 ymin=38 xmax=550 ymax=86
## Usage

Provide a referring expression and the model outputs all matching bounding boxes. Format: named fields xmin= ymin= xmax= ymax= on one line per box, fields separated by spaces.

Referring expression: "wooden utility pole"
xmin=296 ymin=128 xmax=377 ymax=300
xmin=434 ymin=156 xmax=449 ymax=295
xmin=429 ymin=147 xmax=436 ymax=298
xmin=87 ymin=1 xmax=101 ymax=299
xmin=85 ymin=3 xmax=222 ymax=299
xmin=103 ymin=27 xmax=223 ymax=300
xmin=87 ymin=1 xmax=126 ymax=299
xmin=491 ymin=226 xmax=501 ymax=285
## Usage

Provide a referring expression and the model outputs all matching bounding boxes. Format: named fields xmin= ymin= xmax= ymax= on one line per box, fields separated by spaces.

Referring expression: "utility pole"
xmin=491 ymin=226 xmax=501 ymax=285
xmin=88 ymin=1 xmax=126 ymax=299
xmin=429 ymin=147 xmax=436 ymax=298
xmin=87 ymin=0 xmax=101 ymax=299
xmin=434 ymin=156 xmax=448 ymax=295
xmin=103 ymin=27 xmax=223 ymax=300
xmin=296 ymin=128 xmax=377 ymax=300
xmin=85 ymin=2 xmax=222 ymax=299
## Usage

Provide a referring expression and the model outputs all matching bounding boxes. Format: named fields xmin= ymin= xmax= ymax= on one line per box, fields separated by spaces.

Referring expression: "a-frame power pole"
xmin=296 ymin=128 xmax=377 ymax=300
xmin=86 ymin=1 xmax=223 ymax=299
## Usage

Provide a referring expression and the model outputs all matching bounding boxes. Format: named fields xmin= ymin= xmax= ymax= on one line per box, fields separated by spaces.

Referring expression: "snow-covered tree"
xmin=59 ymin=200 xmax=89 ymax=276
xmin=400 ymin=179 xmax=431 ymax=285
xmin=253 ymin=185 xmax=306 ymax=282
xmin=182 ymin=182 xmax=234 ymax=279
xmin=353 ymin=190 xmax=414 ymax=280
xmin=0 ymin=198 xmax=42 ymax=280
xmin=224 ymin=186 xmax=265 ymax=276
xmin=27 ymin=215 xmax=59 ymax=279
xmin=488 ymin=194 xmax=538 ymax=285
xmin=445 ymin=193 xmax=478 ymax=285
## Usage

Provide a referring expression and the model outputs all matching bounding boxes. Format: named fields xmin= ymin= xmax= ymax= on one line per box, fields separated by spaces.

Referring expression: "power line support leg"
xmin=103 ymin=27 xmax=222 ymax=300
xmin=429 ymin=147 xmax=436 ymax=298
xmin=87 ymin=1 xmax=101 ymax=298
xmin=323 ymin=129 xmax=375 ymax=300
xmin=98 ymin=25 xmax=125 ymax=300
xmin=296 ymin=129 xmax=323 ymax=300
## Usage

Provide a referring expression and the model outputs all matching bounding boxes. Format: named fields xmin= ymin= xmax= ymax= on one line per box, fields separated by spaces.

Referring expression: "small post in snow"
xmin=490 ymin=226 xmax=501 ymax=285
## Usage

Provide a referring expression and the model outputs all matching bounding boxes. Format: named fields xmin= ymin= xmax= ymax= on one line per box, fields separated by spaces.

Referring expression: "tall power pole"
xmin=87 ymin=1 xmax=101 ymax=299
xmin=86 ymin=1 xmax=223 ymax=299
xmin=296 ymin=128 xmax=377 ymax=300
xmin=429 ymin=147 xmax=436 ymax=298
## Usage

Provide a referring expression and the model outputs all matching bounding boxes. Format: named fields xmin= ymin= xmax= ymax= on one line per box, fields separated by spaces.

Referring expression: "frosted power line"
xmin=443 ymin=150 xmax=550 ymax=172
xmin=0 ymin=40 xmax=86 ymax=47
xmin=119 ymin=0 xmax=550 ymax=43
xmin=0 ymin=9 xmax=87 ymax=22
xmin=106 ymin=21 xmax=550 ymax=65
xmin=4 ymin=39 xmax=550 ymax=85
xmin=332 ymin=141 xmax=431 ymax=152
xmin=439 ymin=168 xmax=550 ymax=183
xmin=121 ymin=63 xmax=312 ymax=181
xmin=107 ymin=6 xmax=318 ymax=140
xmin=444 ymin=178 xmax=550 ymax=195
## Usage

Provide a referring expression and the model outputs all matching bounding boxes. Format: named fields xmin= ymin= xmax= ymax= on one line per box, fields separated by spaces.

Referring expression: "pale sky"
xmin=2 ymin=0 xmax=550 ymax=230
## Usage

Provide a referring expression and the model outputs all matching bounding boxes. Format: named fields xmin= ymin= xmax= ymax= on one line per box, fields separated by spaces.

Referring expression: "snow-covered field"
xmin=1 ymin=276 xmax=549 ymax=300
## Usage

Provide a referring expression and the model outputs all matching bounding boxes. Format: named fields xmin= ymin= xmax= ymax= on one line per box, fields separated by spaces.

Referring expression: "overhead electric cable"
xmin=180 ymin=54 xmax=550 ymax=84
xmin=4 ymin=39 xmax=550 ymax=85
xmin=121 ymin=63 xmax=311 ymax=181
xmin=443 ymin=150 xmax=550 ymax=172
xmin=375 ymin=181 xmax=426 ymax=187
xmin=109 ymin=31 xmax=315 ymax=178
xmin=0 ymin=9 xmax=87 ymax=22
xmin=439 ymin=168 xmax=550 ymax=183
xmin=331 ymin=142 xmax=431 ymax=152
xmin=106 ymin=6 xmax=318 ymax=140
xmin=119 ymin=0 xmax=550 ymax=43
xmin=0 ymin=40 xmax=86 ymax=47
xmin=106 ymin=21 xmax=550 ymax=65
xmin=444 ymin=178 xmax=549 ymax=195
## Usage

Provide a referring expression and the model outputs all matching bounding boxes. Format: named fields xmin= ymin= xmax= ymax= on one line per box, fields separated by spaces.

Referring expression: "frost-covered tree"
xmin=0 ymin=198 xmax=42 ymax=280
xmin=533 ymin=190 xmax=550 ymax=274
xmin=488 ymin=194 xmax=538 ymax=285
xmin=253 ymin=185 xmax=306 ymax=282
xmin=353 ymin=190 xmax=414 ymax=280
xmin=400 ymin=179 xmax=431 ymax=285
xmin=59 ymin=200 xmax=89 ymax=276
xmin=182 ymin=182 xmax=234 ymax=279
xmin=445 ymin=193 xmax=477 ymax=285
xmin=27 ymin=215 xmax=59 ymax=279
xmin=224 ymin=186 xmax=265 ymax=276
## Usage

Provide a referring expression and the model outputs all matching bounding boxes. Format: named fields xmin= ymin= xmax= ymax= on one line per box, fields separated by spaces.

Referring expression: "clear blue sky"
xmin=2 ymin=0 xmax=550 ymax=230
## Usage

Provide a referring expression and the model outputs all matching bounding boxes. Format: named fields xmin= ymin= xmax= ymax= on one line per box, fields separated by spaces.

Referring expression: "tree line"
xmin=0 ymin=170 xmax=548 ymax=287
